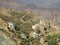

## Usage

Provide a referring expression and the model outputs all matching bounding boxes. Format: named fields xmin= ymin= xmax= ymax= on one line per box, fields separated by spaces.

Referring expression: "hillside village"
xmin=0 ymin=8 xmax=60 ymax=45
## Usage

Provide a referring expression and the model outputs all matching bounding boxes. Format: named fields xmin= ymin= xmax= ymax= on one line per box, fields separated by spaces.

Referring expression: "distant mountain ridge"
xmin=0 ymin=0 xmax=60 ymax=23
xmin=0 ymin=0 xmax=60 ymax=9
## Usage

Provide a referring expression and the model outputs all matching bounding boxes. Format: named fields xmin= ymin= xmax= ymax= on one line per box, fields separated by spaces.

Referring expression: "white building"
xmin=32 ymin=24 xmax=40 ymax=30
xmin=8 ymin=22 xmax=15 ymax=30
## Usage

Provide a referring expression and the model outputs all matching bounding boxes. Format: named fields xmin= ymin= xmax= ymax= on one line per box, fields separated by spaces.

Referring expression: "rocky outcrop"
xmin=0 ymin=31 xmax=16 ymax=45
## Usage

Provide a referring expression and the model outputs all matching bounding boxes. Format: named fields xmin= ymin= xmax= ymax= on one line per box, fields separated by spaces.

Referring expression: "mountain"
xmin=0 ymin=8 xmax=60 ymax=45
xmin=0 ymin=8 xmax=40 ymax=45
xmin=12 ymin=0 xmax=60 ymax=8
xmin=0 ymin=0 xmax=60 ymax=45
xmin=0 ymin=0 xmax=60 ymax=23
xmin=0 ymin=0 xmax=60 ymax=9
xmin=0 ymin=0 xmax=38 ymax=11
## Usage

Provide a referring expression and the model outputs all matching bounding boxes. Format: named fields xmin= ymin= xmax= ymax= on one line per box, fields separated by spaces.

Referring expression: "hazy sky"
xmin=1 ymin=0 xmax=60 ymax=8
xmin=14 ymin=0 xmax=60 ymax=7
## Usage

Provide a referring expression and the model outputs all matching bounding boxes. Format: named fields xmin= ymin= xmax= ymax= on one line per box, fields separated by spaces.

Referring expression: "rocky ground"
xmin=0 ymin=8 xmax=60 ymax=45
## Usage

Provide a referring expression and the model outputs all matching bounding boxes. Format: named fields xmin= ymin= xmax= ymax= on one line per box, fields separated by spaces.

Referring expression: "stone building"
xmin=7 ymin=22 xmax=15 ymax=30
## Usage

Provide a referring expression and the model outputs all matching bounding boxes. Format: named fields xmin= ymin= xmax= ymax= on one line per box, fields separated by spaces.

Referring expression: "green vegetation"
xmin=46 ymin=34 xmax=60 ymax=45
xmin=0 ymin=14 xmax=12 ymax=22
xmin=10 ymin=11 xmax=26 ymax=18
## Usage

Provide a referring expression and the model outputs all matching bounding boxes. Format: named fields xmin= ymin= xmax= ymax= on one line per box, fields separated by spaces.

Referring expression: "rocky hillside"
xmin=0 ymin=8 xmax=60 ymax=45
xmin=0 ymin=0 xmax=60 ymax=24
xmin=0 ymin=31 xmax=16 ymax=45
xmin=0 ymin=8 xmax=40 ymax=45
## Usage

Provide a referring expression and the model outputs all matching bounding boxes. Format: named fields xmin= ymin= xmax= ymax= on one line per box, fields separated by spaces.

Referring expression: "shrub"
xmin=14 ymin=23 xmax=20 ymax=31
xmin=46 ymin=34 xmax=60 ymax=45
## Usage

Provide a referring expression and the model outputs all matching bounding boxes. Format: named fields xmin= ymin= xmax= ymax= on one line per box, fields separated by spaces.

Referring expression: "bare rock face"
xmin=0 ymin=31 xmax=16 ymax=45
